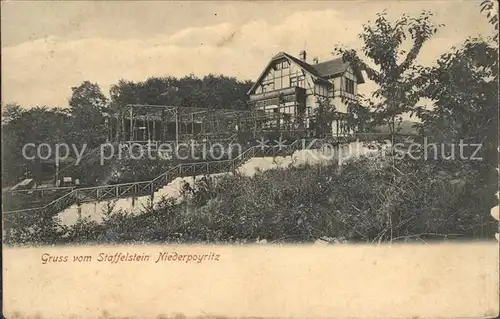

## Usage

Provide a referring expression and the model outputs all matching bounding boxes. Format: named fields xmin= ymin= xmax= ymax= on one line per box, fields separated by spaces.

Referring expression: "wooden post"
xmin=153 ymin=118 xmax=156 ymax=141
xmin=336 ymin=117 xmax=339 ymax=138
xmin=150 ymin=184 xmax=154 ymax=203
xmin=77 ymin=203 xmax=82 ymax=220
xmin=55 ymin=161 xmax=59 ymax=186
xmin=120 ymin=110 xmax=125 ymax=142
xmin=146 ymin=115 xmax=150 ymax=142
xmin=253 ymin=111 xmax=257 ymax=139
xmin=129 ymin=106 xmax=134 ymax=142
xmin=175 ymin=108 xmax=179 ymax=149
xmin=191 ymin=113 xmax=194 ymax=136
xmin=161 ymin=109 xmax=167 ymax=142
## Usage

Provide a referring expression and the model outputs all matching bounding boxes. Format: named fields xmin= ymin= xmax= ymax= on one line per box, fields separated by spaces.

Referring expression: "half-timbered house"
xmin=247 ymin=51 xmax=365 ymax=135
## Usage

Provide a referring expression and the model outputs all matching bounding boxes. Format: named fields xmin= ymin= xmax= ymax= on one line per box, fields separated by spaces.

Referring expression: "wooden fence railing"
xmin=3 ymin=134 xmax=366 ymax=227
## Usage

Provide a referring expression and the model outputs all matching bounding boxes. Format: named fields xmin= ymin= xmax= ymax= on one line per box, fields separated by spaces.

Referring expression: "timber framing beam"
xmin=110 ymin=104 xmax=297 ymax=143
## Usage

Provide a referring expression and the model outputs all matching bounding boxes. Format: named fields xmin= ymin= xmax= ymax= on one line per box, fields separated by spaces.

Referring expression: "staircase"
xmin=3 ymin=134 xmax=240 ymax=209
xmin=2 ymin=136 xmax=351 ymax=227
xmin=49 ymin=133 xmax=239 ymax=184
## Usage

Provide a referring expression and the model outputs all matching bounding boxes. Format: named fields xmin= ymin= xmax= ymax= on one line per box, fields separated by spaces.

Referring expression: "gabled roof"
xmin=312 ymin=59 xmax=347 ymax=78
xmin=312 ymin=58 xmax=365 ymax=84
xmin=247 ymin=52 xmax=365 ymax=95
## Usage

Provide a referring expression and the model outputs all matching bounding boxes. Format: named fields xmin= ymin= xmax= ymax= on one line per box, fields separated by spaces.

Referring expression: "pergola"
xmin=108 ymin=104 xmax=297 ymax=145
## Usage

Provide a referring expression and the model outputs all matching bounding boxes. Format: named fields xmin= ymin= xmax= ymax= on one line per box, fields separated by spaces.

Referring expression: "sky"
xmin=1 ymin=0 xmax=496 ymax=108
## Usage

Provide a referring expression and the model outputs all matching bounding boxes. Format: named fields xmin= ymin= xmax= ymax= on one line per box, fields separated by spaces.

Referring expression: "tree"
xmin=2 ymin=103 xmax=26 ymax=185
xmin=417 ymin=5 xmax=499 ymax=222
xmin=198 ymin=74 xmax=253 ymax=110
xmin=68 ymin=81 xmax=108 ymax=147
xmin=331 ymin=11 xmax=443 ymax=241
xmin=109 ymin=75 xmax=253 ymax=110
xmin=480 ymin=0 xmax=499 ymax=33
xmin=312 ymin=97 xmax=337 ymax=137
xmin=1 ymin=103 xmax=23 ymax=124
xmin=1 ymin=105 xmax=71 ymax=185
xmin=345 ymin=99 xmax=372 ymax=133
xmin=335 ymin=11 xmax=443 ymax=142
xmin=109 ymin=79 xmax=140 ymax=106
xmin=419 ymin=39 xmax=497 ymax=145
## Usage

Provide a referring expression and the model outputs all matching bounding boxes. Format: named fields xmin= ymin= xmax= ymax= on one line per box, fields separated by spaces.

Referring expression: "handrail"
xmin=3 ymin=148 xmax=249 ymax=215
xmin=4 ymin=136 xmax=239 ymax=199
xmin=4 ymin=189 xmax=77 ymax=215
xmin=3 ymin=187 xmax=75 ymax=195
xmin=2 ymin=137 xmax=324 ymax=215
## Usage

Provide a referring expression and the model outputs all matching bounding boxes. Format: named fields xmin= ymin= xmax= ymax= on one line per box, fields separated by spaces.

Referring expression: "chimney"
xmin=299 ymin=50 xmax=307 ymax=62
xmin=313 ymin=57 xmax=319 ymax=64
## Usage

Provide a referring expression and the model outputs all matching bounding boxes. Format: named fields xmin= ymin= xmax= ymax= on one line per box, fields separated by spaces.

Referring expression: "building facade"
xmin=247 ymin=51 xmax=364 ymax=135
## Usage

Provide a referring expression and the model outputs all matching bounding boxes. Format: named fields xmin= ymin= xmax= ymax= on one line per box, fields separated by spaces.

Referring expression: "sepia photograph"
xmin=1 ymin=1 xmax=499 ymax=318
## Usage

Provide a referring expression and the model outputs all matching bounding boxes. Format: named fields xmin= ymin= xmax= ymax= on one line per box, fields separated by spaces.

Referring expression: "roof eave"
xmin=322 ymin=69 xmax=365 ymax=84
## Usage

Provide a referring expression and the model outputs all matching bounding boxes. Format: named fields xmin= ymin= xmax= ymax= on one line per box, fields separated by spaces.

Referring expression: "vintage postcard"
xmin=1 ymin=1 xmax=499 ymax=318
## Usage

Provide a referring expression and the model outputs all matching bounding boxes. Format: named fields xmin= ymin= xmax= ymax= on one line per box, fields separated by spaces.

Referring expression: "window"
xmin=290 ymin=75 xmax=305 ymax=88
xmin=315 ymin=85 xmax=328 ymax=97
xmin=275 ymin=60 xmax=289 ymax=70
xmin=274 ymin=76 xmax=282 ymax=90
xmin=298 ymin=75 xmax=305 ymax=87
xmin=262 ymin=81 xmax=273 ymax=93
xmin=279 ymin=106 xmax=289 ymax=114
xmin=345 ymin=78 xmax=355 ymax=94
xmin=282 ymin=75 xmax=290 ymax=88
xmin=268 ymin=60 xmax=293 ymax=89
